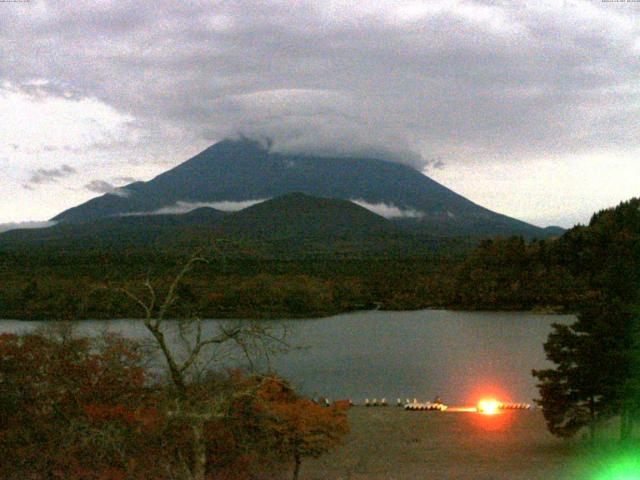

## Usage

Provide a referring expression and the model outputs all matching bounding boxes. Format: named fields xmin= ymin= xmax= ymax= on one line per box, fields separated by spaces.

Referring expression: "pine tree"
xmin=534 ymin=198 xmax=640 ymax=441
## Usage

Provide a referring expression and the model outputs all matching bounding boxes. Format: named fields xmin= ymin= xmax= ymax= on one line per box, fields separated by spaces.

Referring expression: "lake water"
xmin=0 ymin=310 xmax=573 ymax=405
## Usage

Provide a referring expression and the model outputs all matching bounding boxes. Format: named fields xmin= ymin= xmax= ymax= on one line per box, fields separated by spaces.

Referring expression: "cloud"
xmin=227 ymin=105 xmax=426 ymax=167
xmin=84 ymin=179 xmax=131 ymax=197
xmin=351 ymin=199 xmax=425 ymax=219
xmin=24 ymin=164 xmax=76 ymax=187
xmin=2 ymin=0 xmax=636 ymax=167
xmin=112 ymin=176 xmax=137 ymax=184
xmin=1 ymin=1 xmax=639 ymax=226
xmin=1 ymin=81 xmax=137 ymax=157
xmin=85 ymin=179 xmax=115 ymax=193
xmin=432 ymin=160 xmax=445 ymax=170
xmin=0 ymin=221 xmax=57 ymax=233
xmin=122 ymin=199 xmax=268 ymax=216
xmin=205 ymin=199 xmax=269 ymax=212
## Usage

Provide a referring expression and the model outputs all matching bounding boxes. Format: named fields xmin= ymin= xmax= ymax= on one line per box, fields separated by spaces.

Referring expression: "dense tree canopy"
xmin=533 ymin=198 xmax=640 ymax=441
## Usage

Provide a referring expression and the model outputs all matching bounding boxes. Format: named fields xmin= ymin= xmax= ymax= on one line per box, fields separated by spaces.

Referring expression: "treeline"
xmin=0 ymin=252 xmax=460 ymax=320
xmin=450 ymin=199 xmax=639 ymax=312
xmin=447 ymin=233 xmax=588 ymax=310
xmin=0 ymin=239 xmax=585 ymax=319
xmin=0 ymin=245 xmax=582 ymax=320
xmin=1 ymin=200 xmax=638 ymax=320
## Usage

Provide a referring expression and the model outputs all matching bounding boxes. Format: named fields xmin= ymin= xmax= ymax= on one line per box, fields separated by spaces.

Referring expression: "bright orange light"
xmin=477 ymin=399 xmax=500 ymax=415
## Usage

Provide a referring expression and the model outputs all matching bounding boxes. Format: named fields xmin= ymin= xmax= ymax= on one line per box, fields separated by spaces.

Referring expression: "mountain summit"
xmin=52 ymin=138 xmax=549 ymax=237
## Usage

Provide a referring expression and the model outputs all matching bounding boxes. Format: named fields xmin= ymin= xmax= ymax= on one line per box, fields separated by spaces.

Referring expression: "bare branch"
xmin=157 ymin=256 xmax=208 ymax=321
xmin=119 ymin=288 xmax=152 ymax=319
xmin=178 ymin=325 xmax=242 ymax=374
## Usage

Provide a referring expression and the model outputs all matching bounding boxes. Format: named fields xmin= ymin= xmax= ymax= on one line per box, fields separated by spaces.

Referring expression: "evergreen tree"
xmin=534 ymin=198 xmax=640 ymax=441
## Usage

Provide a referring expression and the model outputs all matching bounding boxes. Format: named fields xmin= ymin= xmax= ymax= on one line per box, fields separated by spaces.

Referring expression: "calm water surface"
xmin=0 ymin=310 xmax=572 ymax=404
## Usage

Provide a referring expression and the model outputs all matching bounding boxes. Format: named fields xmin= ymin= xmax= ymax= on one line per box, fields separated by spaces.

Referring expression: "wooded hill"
xmin=0 ymin=197 xmax=636 ymax=320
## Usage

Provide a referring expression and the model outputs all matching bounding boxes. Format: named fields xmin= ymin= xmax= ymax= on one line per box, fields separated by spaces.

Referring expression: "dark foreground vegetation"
xmin=1 ymin=199 xmax=638 ymax=320
xmin=0 ymin=327 xmax=348 ymax=479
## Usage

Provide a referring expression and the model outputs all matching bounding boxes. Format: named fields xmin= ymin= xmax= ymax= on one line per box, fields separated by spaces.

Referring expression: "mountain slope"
xmin=0 ymin=194 xmax=397 ymax=249
xmin=208 ymin=192 xmax=394 ymax=239
xmin=0 ymin=207 xmax=227 ymax=249
xmin=53 ymin=138 xmax=549 ymax=237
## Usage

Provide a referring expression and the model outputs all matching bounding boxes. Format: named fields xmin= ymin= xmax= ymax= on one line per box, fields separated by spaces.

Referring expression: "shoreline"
xmin=0 ymin=304 xmax=572 ymax=322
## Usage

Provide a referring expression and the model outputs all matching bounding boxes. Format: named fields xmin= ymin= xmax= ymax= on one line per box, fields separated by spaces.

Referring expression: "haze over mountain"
xmin=51 ymin=138 xmax=558 ymax=238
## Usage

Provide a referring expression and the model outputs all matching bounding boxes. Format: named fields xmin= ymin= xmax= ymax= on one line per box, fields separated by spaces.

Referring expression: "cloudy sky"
xmin=1 ymin=0 xmax=639 ymax=228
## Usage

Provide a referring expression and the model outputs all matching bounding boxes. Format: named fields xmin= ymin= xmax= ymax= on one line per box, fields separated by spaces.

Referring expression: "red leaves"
xmin=1 ymin=338 xmax=350 ymax=479
xmin=83 ymin=404 xmax=137 ymax=424
xmin=231 ymin=375 xmax=350 ymax=463
xmin=0 ymin=331 xmax=156 ymax=479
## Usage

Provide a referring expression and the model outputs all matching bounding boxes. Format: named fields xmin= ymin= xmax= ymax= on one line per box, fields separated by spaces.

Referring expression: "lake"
xmin=0 ymin=310 xmax=573 ymax=405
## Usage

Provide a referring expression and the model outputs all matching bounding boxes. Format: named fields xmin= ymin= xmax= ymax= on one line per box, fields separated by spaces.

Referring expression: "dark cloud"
xmin=24 ymin=164 xmax=76 ymax=188
xmin=84 ymin=179 xmax=117 ymax=194
xmin=1 ymin=1 xmax=638 ymax=167
xmin=430 ymin=159 xmax=446 ymax=170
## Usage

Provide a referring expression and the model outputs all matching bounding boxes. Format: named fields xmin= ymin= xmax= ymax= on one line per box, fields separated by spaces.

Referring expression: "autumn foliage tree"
xmin=0 ymin=330 xmax=349 ymax=479
xmin=229 ymin=375 xmax=350 ymax=480
xmin=0 ymin=328 xmax=162 ymax=479
xmin=119 ymin=256 xmax=292 ymax=480
xmin=1 ymin=255 xmax=350 ymax=479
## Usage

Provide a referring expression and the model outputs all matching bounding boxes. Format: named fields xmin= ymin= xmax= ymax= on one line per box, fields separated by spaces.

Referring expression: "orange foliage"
xmin=255 ymin=377 xmax=350 ymax=461
xmin=0 ymin=331 xmax=162 ymax=479
xmin=0 ymin=336 xmax=349 ymax=480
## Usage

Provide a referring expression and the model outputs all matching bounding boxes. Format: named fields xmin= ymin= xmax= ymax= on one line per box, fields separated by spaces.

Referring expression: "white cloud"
xmin=0 ymin=82 xmax=135 ymax=159
xmin=207 ymin=199 xmax=269 ymax=212
xmin=123 ymin=199 xmax=269 ymax=216
xmin=351 ymin=199 xmax=425 ymax=219
xmin=0 ymin=221 xmax=57 ymax=233
xmin=223 ymin=89 xmax=424 ymax=167
xmin=26 ymin=164 xmax=76 ymax=187
xmin=429 ymin=149 xmax=640 ymax=228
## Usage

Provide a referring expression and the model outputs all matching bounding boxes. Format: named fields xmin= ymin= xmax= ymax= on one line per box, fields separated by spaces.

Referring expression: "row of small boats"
xmin=404 ymin=401 xmax=447 ymax=411
xmin=496 ymin=403 xmax=531 ymax=410
xmin=366 ymin=398 xmax=448 ymax=410
xmin=313 ymin=397 xmax=531 ymax=411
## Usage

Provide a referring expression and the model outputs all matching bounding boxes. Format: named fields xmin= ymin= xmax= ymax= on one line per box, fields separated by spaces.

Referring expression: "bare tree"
xmin=120 ymin=255 xmax=289 ymax=480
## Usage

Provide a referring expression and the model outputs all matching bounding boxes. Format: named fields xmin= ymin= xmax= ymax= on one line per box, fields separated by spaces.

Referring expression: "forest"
xmin=1 ymin=199 xmax=638 ymax=320
xmin=532 ymin=197 xmax=640 ymax=441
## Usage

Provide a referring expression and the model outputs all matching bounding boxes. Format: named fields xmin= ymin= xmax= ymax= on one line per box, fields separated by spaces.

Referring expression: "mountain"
xmin=0 ymin=207 xmax=227 ymax=249
xmin=543 ymin=225 xmax=567 ymax=236
xmin=51 ymin=138 xmax=555 ymax=237
xmin=0 ymin=194 xmax=398 ymax=250
xmin=209 ymin=192 xmax=394 ymax=239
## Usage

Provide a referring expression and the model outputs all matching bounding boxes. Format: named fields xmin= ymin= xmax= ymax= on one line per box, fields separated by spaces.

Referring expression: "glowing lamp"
xmin=477 ymin=399 xmax=500 ymax=415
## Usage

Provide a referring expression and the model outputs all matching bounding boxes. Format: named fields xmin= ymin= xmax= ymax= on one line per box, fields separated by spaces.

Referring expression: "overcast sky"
xmin=1 ymin=0 xmax=639 ymax=228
